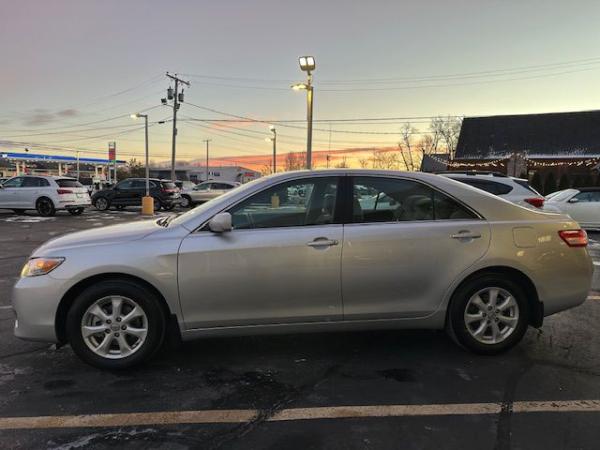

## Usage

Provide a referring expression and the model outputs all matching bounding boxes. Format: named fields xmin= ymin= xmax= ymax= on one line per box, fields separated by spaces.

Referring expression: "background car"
xmin=179 ymin=180 xmax=240 ymax=207
xmin=543 ymin=187 xmax=600 ymax=229
xmin=91 ymin=178 xmax=182 ymax=211
xmin=0 ymin=177 xmax=8 ymax=185
xmin=12 ymin=170 xmax=592 ymax=369
xmin=440 ymin=171 xmax=545 ymax=208
xmin=0 ymin=175 xmax=90 ymax=216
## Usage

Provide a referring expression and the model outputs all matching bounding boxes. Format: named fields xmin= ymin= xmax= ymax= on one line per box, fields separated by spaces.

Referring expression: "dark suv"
xmin=91 ymin=178 xmax=182 ymax=211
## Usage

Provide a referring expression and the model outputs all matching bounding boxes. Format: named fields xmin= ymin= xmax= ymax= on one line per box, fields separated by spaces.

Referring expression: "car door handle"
xmin=451 ymin=231 xmax=482 ymax=239
xmin=307 ymin=238 xmax=339 ymax=247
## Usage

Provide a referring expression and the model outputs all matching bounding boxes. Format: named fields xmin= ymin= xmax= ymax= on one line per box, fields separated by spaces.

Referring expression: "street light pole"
xmin=270 ymin=126 xmax=277 ymax=173
xmin=76 ymin=151 xmax=80 ymax=180
xmin=293 ymin=56 xmax=316 ymax=170
xmin=203 ymin=139 xmax=211 ymax=181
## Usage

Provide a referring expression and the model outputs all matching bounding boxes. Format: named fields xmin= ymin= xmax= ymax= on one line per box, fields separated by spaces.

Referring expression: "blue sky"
xmin=1 ymin=0 xmax=600 ymax=163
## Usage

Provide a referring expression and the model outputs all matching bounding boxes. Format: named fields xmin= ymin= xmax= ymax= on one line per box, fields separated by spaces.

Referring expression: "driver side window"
xmin=3 ymin=177 xmax=24 ymax=188
xmin=229 ymin=177 xmax=339 ymax=230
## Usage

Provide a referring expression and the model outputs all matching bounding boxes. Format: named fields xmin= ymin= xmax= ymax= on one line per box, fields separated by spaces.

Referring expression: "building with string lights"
xmin=450 ymin=110 xmax=600 ymax=193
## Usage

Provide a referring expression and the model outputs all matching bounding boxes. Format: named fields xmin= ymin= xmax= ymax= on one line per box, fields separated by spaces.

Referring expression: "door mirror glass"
xmin=208 ymin=212 xmax=232 ymax=233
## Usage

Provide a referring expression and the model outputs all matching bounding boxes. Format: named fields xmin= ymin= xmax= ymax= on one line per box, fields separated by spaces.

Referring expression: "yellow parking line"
xmin=0 ymin=400 xmax=599 ymax=430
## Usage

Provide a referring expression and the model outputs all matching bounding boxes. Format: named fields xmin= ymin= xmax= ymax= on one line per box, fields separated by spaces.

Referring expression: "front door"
xmin=0 ymin=177 xmax=24 ymax=208
xmin=178 ymin=175 xmax=343 ymax=329
xmin=112 ymin=180 xmax=136 ymax=205
xmin=342 ymin=176 xmax=491 ymax=319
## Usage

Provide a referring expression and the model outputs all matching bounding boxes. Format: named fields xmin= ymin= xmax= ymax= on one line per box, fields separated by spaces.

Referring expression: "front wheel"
xmin=36 ymin=197 xmax=56 ymax=217
xmin=180 ymin=195 xmax=192 ymax=208
xmin=66 ymin=280 xmax=166 ymax=369
xmin=447 ymin=274 xmax=529 ymax=354
xmin=68 ymin=208 xmax=85 ymax=216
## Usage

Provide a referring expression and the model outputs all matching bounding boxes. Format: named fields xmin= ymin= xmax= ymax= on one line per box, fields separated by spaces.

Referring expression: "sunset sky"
xmin=2 ymin=0 xmax=600 ymax=171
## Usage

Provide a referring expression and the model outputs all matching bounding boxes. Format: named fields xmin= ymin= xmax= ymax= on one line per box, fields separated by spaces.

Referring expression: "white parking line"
xmin=0 ymin=400 xmax=599 ymax=430
xmin=0 ymin=305 xmax=12 ymax=310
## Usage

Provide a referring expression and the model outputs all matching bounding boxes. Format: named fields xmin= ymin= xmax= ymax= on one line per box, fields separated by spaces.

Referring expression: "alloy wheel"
xmin=95 ymin=197 xmax=108 ymax=211
xmin=463 ymin=287 xmax=519 ymax=345
xmin=81 ymin=296 xmax=148 ymax=359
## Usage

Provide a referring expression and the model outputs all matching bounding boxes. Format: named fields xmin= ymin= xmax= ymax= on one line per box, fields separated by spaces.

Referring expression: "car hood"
xmin=33 ymin=220 xmax=161 ymax=255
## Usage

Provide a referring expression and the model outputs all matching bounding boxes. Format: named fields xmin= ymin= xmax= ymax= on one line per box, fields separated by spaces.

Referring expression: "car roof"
xmin=577 ymin=187 xmax=600 ymax=192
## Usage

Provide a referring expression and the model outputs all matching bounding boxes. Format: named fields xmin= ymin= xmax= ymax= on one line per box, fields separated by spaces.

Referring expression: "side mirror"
xmin=568 ymin=198 xmax=579 ymax=203
xmin=208 ymin=212 xmax=232 ymax=233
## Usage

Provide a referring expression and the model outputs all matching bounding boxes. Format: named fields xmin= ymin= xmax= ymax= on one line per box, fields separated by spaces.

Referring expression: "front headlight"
xmin=21 ymin=257 xmax=65 ymax=277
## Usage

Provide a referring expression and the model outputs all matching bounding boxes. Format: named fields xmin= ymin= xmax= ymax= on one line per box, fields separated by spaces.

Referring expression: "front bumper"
xmin=12 ymin=274 xmax=64 ymax=343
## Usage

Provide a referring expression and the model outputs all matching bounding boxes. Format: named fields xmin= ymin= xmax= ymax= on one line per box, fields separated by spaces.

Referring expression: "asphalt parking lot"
xmin=0 ymin=208 xmax=600 ymax=449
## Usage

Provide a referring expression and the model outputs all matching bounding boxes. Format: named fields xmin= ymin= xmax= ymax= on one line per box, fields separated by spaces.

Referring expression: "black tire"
xmin=66 ymin=279 xmax=166 ymax=370
xmin=12 ymin=209 xmax=26 ymax=215
xmin=94 ymin=197 xmax=110 ymax=211
xmin=36 ymin=197 xmax=56 ymax=217
xmin=180 ymin=195 xmax=192 ymax=208
xmin=447 ymin=273 xmax=529 ymax=355
xmin=68 ymin=208 xmax=85 ymax=216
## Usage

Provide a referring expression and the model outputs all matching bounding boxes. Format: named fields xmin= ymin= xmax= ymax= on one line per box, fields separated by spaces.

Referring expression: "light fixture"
xmin=291 ymin=83 xmax=308 ymax=90
xmin=269 ymin=125 xmax=276 ymax=131
xmin=299 ymin=56 xmax=315 ymax=72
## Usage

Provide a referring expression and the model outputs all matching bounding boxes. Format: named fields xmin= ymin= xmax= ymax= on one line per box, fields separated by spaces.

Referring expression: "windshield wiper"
xmin=157 ymin=214 xmax=176 ymax=227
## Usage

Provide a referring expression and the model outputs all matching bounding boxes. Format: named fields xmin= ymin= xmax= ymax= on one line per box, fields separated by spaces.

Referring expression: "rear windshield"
xmin=56 ymin=179 xmax=84 ymax=188
xmin=456 ymin=178 xmax=513 ymax=195
xmin=513 ymin=179 xmax=541 ymax=195
xmin=161 ymin=182 xmax=177 ymax=189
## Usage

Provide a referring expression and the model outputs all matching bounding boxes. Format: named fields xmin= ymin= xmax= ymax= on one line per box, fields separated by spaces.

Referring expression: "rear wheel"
xmin=66 ymin=280 xmax=166 ymax=370
xmin=180 ymin=195 xmax=192 ymax=208
xmin=447 ymin=274 xmax=529 ymax=354
xmin=94 ymin=197 xmax=110 ymax=211
xmin=68 ymin=208 xmax=84 ymax=216
xmin=36 ymin=197 xmax=56 ymax=217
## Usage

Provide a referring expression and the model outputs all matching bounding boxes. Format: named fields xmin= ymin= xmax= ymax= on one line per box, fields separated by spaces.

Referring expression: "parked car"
xmin=0 ymin=177 xmax=9 ymax=185
xmin=12 ymin=170 xmax=593 ymax=369
xmin=440 ymin=171 xmax=545 ymax=208
xmin=174 ymin=180 xmax=197 ymax=192
xmin=543 ymin=187 xmax=600 ymax=229
xmin=179 ymin=180 xmax=240 ymax=208
xmin=91 ymin=178 xmax=182 ymax=211
xmin=0 ymin=175 xmax=90 ymax=216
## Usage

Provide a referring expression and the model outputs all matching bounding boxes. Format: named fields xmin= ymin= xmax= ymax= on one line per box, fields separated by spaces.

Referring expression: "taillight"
xmin=57 ymin=189 xmax=73 ymax=195
xmin=524 ymin=197 xmax=545 ymax=208
xmin=559 ymin=229 xmax=588 ymax=247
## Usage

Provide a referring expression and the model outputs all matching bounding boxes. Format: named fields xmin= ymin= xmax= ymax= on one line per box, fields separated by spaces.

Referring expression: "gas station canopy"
xmin=0 ymin=152 xmax=126 ymax=165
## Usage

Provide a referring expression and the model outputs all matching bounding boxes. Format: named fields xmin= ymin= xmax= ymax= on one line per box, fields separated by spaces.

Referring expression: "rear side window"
xmin=352 ymin=177 xmax=477 ymax=223
xmin=56 ymin=179 xmax=83 ymax=188
xmin=161 ymin=182 xmax=177 ymax=190
xmin=456 ymin=178 xmax=513 ymax=195
xmin=22 ymin=177 xmax=50 ymax=187
xmin=513 ymin=179 xmax=541 ymax=195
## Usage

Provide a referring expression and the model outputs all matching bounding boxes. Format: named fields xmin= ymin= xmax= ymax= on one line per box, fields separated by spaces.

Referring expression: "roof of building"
xmin=0 ymin=152 xmax=126 ymax=164
xmin=455 ymin=110 xmax=600 ymax=160
xmin=420 ymin=153 xmax=449 ymax=172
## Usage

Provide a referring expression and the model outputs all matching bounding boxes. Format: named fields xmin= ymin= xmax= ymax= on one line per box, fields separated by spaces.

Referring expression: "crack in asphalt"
xmin=0 ymin=346 xmax=48 ymax=361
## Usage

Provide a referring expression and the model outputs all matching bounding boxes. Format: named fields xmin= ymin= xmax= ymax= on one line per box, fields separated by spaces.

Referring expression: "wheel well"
xmin=55 ymin=273 xmax=177 ymax=344
xmin=448 ymin=266 xmax=543 ymax=328
xmin=36 ymin=196 xmax=54 ymax=206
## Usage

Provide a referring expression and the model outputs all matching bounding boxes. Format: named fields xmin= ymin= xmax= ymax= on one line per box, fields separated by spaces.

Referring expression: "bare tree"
xmin=430 ymin=116 xmax=462 ymax=159
xmin=371 ymin=149 xmax=400 ymax=169
xmin=397 ymin=123 xmax=419 ymax=171
xmin=284 ymin=152 xmax=306 ymax=171
xmin=335 ymin=157 xmax=349 ymax=168
xmin=259 ymin=164 xmax=272 ymax=176
xmin=358 ymin=157 xmax=370 ymax=169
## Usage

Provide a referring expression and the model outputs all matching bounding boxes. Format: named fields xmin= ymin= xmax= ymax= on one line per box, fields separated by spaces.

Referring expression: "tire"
xmin=94 ymin=197 xmax=110 ymax=211
xmin=163 ymin=204 xmax=175 ymax=211
xmin=12 ymin=209 xmax=26 ymax=215
xmin=447 ymin=273 xmax=529 ymax=355
xmin=66 ymin=279 xmax=166 ymax=370
xmin=68 ymin=208 xmax=85 ymax=216
xmin=36 ymin=197 xmax=56 ymax=217
xmin=180 ymin=195 xmax=192 ymax=208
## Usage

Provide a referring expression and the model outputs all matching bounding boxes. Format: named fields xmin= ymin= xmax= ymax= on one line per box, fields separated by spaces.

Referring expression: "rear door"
xmin=18 ymin=177 xmax=50 ymax=208
xmin=342 ymin=176 xmax=491 ymax=319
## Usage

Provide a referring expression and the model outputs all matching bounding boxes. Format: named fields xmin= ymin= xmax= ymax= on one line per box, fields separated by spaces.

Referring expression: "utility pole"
xmin=203 ymin=139 xmax=211 ymax=181
xmin=269 ymin=125 xmax=277 ymax=173
xmin=76 ymin=151 xmax=80 ymax=180
xmin=165 ymin=73 xmax=190 ymax=182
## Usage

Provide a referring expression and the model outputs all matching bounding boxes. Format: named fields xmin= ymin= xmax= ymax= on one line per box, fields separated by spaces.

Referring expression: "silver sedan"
xmin=12 ymin=170 xmax=593 ymax=369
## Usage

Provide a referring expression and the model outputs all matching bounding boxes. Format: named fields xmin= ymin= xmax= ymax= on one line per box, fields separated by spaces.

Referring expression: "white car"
xmin=440 ymin=171 xmax=545 ymax=209
xmin=0 ymin=175 xmax=91 ymax=216
xmin=544 ymin=188 xmax=600 ymax=229
xmin=180 ymin=180 xmax=240 ymax=207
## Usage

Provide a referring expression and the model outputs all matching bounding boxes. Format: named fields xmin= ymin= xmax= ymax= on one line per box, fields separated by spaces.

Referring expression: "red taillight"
xmin=56 ymin=189 xmax=73 ymax=195
xmin=162 ymin=188 xmax=176 ymax=193
xmin=559 ymin=229 xmax=588 ymax=247
xmin=524 ymin=197 xmax=545 ymax=208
